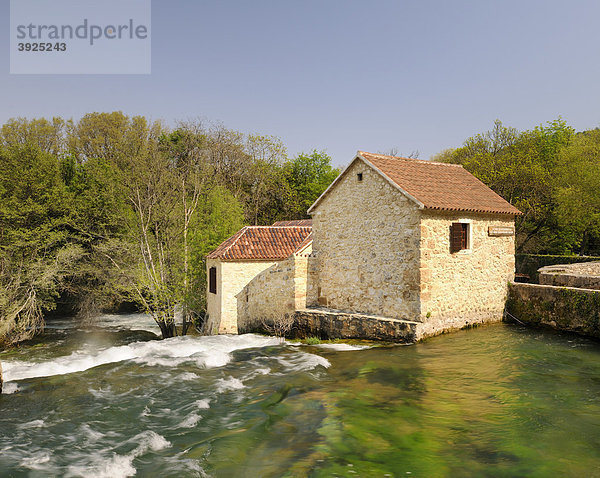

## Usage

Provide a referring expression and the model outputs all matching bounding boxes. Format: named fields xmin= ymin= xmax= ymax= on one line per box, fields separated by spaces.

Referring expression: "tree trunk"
xmin=157 ymin=320 xmax=177 ymax=339
xmin=182 ymin=310 xmax=191 ymax=336
xmin=580 ymin=230 xmax=589 ymax=256
xmin=0 ymin=360 xmax=3 ymax=395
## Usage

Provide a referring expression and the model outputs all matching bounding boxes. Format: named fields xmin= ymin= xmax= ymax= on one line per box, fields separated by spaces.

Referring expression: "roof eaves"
xmin=424 ymin=205 xmax=522 ymax=215
xmin=219 ymin=257 xmax=282 ymax=263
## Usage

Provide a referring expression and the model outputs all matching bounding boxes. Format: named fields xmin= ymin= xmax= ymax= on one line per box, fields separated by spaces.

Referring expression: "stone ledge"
xmin=538 ymin=261 xmax=600 ymax=290
xmin=292 ymin=307 xmax=419 ymax=342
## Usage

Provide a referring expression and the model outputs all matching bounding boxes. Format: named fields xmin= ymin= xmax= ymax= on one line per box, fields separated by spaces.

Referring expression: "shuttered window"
xmin=450 ymin=222 xmax=469 ymax=253
xmin=209 ymin=267 xmax=217 ymax=294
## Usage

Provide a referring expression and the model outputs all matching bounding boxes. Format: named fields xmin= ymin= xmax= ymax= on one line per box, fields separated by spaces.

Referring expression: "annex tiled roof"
xmin=308 ymin=151 xmax=521 ymax=215
xmin=207 ymin=226 xmax=312 ymax=261
xmin=272 ymin=219 xmax=313 ymax=226
xmin=295 ymin=232 xmax=313 ymax=255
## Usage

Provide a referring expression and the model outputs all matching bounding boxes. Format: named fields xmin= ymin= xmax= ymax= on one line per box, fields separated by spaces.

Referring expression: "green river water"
xmin=1 ymin=314 xmax=599 ymax=477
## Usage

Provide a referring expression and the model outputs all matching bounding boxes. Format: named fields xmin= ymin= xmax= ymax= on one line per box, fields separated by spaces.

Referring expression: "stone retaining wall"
xmin=507 ymin=282 xmax=600 ymax=338
xmin=538 ymin=262 xmax=600 ymax=290
xmin=293 ymin=308 xmax=418 ymax=342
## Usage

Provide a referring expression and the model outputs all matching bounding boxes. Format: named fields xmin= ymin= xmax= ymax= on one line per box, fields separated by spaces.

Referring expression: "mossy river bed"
xmin=1 ymin=315 xmax=600 ymax=477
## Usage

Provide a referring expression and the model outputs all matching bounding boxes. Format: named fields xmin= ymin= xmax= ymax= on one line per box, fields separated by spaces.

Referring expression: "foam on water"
xmin=2 ymin=333 xmax=282 ymax=383
xmin=2 ymin=382 xmax=20 ymax=394
xmin=45 ymin=313 xmax=161 ymax=334
xmin=275 ymin=351 xmax=331 ymax=372
xmin=194 ymin=399 xmax=211 ymax=409
xmin=18 ymin=419 xmax=45 ymax=430
xmin=177 ymin=412 xmax=202 ymax=428
xmin=65 ymin=430 xmax=170 ymax=478
xmin=20 ymin=451 xmax=51 ymax=470
xmin=215 ymin=376 xmax=245 ymax=392
xmin=315 ymin=343 xmax=370 ymax=351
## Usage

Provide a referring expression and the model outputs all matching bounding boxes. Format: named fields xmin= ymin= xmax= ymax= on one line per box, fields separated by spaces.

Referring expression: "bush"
xmin=304 ymin=336 xmax=321 ymax=345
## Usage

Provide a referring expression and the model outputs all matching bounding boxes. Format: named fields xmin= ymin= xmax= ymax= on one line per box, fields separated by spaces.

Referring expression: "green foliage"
xmin=554 ymin=129 xmax=600 ymax=254
xmin=282 ymin=150 xmax=339 ymax=219
xmin=0 ymin=145 xmax=80 ymax=345
xmin=188 ymin=186 xmax=246 ymax=313
xmin=304 ymin=336 xmax=321 ymax=345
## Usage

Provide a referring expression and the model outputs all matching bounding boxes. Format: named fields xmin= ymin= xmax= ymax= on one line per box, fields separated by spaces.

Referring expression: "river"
xmin=1 ymin=314 xmax=599 ymax=477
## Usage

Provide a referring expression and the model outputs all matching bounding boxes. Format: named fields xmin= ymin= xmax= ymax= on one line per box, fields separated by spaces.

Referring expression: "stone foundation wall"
xmin=309 ymin=159 xmax=421 ymax=320
xmin=419 ymin=212 xmax=515 ymax=328
xmin=293 ymin=308 xmax=418 ymax=342
xmin=507 ymin=282 xmax=600 ymax=338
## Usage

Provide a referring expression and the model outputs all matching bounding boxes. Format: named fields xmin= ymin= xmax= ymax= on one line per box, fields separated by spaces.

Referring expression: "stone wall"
xmin=205 ymin=259 xmax=275 ymax=334
xmin=309 ymin=159 xmax=422 ymax=321
xmin=538 ymin=262 xmax=600 ymax=290
xmin=507 ymin=282 xmax=600 ymax=339
xmin=419 ymin=212 xmax=515 ymax=331
xmin=237 ymin=246 xmax=312 ymax=334
xmin=293 ymin=308 xmax=418 ymax=342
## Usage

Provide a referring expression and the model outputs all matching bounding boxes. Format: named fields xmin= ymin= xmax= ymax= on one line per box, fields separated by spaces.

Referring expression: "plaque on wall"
xmin=488 ymin=226 xmax=515 ymax=237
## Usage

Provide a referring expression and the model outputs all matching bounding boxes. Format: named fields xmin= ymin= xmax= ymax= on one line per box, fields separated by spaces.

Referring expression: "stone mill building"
xmin=206 ymin=151 xmax=521 ymax=341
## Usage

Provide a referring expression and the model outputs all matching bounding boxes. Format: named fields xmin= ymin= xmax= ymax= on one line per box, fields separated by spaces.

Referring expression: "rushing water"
xmin=1 ymin=315 xmax=600 ymax=477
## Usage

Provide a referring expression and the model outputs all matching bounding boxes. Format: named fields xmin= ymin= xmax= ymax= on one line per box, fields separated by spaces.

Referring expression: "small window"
xmin=357 ymin=173 xmax=363 ymax=182
xmin=450 ymin=222 xmax=469 ymax=253
xmin=209 ymin=267 xmax=217 ymax=294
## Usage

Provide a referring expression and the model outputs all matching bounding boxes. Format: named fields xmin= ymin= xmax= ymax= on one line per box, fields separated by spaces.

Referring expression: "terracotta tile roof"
xmin=309 ymin=151 xmax=520 ymax=215
xmin=295 ymin=232 xmax=313 ymax=255
xmin=207 ymin=226 xmax=313 ymax=261
xmin=272 ymin=219 xmax=313 ymax=226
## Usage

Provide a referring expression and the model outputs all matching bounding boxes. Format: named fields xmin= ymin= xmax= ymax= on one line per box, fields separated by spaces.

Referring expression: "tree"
xmin=243 ymin=135 xmax=288 ymax=225
xmin=0 ymin=145 xmax=82 ymax=345
xmin=0 ymin=117 xmax=66 ymax=156
xmin=554 ymin=129 xmax=600 ymax=255
xmin=188 ymin=186 xmax=246 ymax=323
xmin=282 ymin=150 xmax=339 ymax=219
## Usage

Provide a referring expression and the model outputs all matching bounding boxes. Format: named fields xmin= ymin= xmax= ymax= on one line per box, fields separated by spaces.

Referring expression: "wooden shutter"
xmin=450 ymin=223 xmax=463 ymax=253
xmin=209 ymin=267 xmax=217 ymax=294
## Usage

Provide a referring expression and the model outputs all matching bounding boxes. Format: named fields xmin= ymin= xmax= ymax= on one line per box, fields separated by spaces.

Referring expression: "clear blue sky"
xmin=2 ymin=0 xmax=600 ymax=165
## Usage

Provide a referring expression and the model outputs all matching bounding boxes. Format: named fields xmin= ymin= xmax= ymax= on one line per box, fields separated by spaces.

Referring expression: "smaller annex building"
xmin=205 ymin=221 xmax=312 ymax=334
